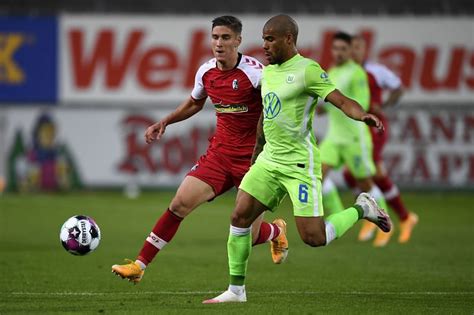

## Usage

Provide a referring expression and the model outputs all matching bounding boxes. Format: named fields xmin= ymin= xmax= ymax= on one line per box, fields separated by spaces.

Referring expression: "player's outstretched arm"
xmin=144 ymin=96 xmax=206 ymax=144
xmin=250 ymin=112 xmax=265 ymax=165
xmin=326 ymin=89 xmax=384 ymax=131
xmin=384 ymin=86 xmax=404 ymax=107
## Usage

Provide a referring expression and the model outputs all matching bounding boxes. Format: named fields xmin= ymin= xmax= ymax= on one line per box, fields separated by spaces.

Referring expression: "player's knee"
xmin=230 ymin=210 xmax=253 ymax=228
xmin=230 ymin=213 xmax=249 ymax=228
xmin=301 ymin=232 xmax=326 ymax=247
xmin=169 ymin=196 xmax=193 ymax=218
xmin=357 ymin=178 xmax=373 ymax=192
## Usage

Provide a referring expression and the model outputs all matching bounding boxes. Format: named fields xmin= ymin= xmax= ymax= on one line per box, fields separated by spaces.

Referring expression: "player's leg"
xmin=294 ymin=199 xmax=391 ymax=248
xmin=342 ymin=137 xmax=390 ymax=245
xmin=371 ymin=126 xmax=410 ymax=223
xmin=295 ymin=203 xmax=391 ymax=247
xmin=228 ymin=190 xmax=268 ymax=283
xmin=356 ymin=177 xmax=393 ymax=246
xmin=249 ymin=212 xmax=287 ymax=264
xmin=111 ymin=175 xmax=216 ymax=282
xmin=230 ymin=155 xmax=286 ymax=255
xmin=250 ymin=213 xmax=264 ymax=244
xmin=203 ymin=190 xmax=267 ymax=304
xmin=341 ymin=167 xmax=380 ymax=242
xmin=371 ymin=126 xmax=417 ymax=244
xmin=203 ymin=161 xmax=286 ymax=303
xmin=342 ymin=167 xmax=361 ymax=195
xmin=283 ymin=171 xmax=359 ymax=246
xmin=283 ymin=172 xmax=391 ymax=247
xmin=320 ymin=140 xmax=344 ymax=214
xmin=112 ymin=152 xmax=232 ymax=281
xmin=373 ymin=161 xmax=418 ymax=243
xmin=137 ymin=175 xmax=216 ymax=264
xmin=344 ymin=138 xmax=387 ymax=211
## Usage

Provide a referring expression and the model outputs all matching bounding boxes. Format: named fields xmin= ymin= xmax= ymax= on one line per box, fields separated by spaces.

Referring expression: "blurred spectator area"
xmin=0 ymin=0 xmax=472 ymax=15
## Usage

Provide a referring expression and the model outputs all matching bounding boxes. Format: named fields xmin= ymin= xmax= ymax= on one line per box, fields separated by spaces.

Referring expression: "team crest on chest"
xmin=232 ymin=79 xmax=239 ymax=90
xmin=286 ymin=74 xmax=295 ymax=84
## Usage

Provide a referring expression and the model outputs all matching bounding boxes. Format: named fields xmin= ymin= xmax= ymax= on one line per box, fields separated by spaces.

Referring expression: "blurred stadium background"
xmin=0 ymin=0 xmax=473 ymax=313
xmin=0 ymin=0 xmax=473 ymax=192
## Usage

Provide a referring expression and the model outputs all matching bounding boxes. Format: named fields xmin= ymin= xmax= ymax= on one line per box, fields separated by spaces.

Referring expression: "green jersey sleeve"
xmin=350 ymin=68 xmax=370 ymax=111
xmin=304 ymin=63 xmax=336 ymax=101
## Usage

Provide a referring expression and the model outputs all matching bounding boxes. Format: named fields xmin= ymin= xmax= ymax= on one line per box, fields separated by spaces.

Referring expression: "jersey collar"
xmin=277 ymin=53 xmax=301 ymax=68
xmin=215 ymin=53 xmax=242 ymax=71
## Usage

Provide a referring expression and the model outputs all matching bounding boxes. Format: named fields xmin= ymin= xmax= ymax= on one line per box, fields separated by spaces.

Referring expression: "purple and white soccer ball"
xmin=60 ymin=215 xmax=101 ymax=256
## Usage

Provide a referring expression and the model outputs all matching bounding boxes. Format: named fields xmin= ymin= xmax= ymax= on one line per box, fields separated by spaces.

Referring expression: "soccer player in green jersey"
xmin=319 ymin=32 xmax=390 ymax=236
xmin=203 ymin=15 xmax=392 ymax=304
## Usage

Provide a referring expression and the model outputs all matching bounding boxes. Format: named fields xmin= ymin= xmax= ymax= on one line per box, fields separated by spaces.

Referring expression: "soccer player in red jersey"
xmin=111 ymin=16 xmax=288 ymax=283
xmin=344 ymin=35 xmax=418 ymax=246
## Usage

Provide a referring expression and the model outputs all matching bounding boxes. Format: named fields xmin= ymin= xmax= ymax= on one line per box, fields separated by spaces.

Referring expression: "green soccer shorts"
xmin=320 ymin=138 xmax=376 ymax=179
xmin=239 ymin=158 xmax=323 ymax=217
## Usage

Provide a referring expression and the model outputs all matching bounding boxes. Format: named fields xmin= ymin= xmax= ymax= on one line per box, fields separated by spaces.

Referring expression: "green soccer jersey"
xmin=325 ymin=60 xmax=370 ymax=144
xmin=259 ymin=54 xmax=336 ymax=180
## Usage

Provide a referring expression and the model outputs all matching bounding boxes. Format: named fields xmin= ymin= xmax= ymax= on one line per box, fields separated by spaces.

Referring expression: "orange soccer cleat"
xmin=373 ymin=228 xmax=394 ymax=247
xmin=111 ymin=259 xmax=144 ymax=284
xmin=358 ymin=221 xmax=377 ymax=241
xmin=398 ymin=212 xmax=419 ymax=244
xmin=270 ymin=218 xmax=289 ymax=264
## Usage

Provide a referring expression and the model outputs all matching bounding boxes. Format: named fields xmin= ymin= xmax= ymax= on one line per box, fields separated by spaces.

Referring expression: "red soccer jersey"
xmin=191 ymin=54 xmax=263 ymax=157
xmin=364 ymin=60 xmax=402 ymax=122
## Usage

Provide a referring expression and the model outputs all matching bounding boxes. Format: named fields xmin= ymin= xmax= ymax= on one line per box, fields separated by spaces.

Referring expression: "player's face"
xmin=262 ymin=28 xmax=288 ymax=65
xmin=211 ymin=26 xmax=241 ymax=64
xmin=332 ymin=39 xmax=351 ymax=65
xmin=351 ymin=38 xmax=366 ymax=64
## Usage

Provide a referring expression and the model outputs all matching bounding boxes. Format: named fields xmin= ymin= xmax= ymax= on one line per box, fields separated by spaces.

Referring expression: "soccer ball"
xmin=60 ymin=215 xmax=101 ymax=256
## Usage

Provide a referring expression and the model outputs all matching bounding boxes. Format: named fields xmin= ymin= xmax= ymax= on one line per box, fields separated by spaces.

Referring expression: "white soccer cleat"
xmin=356 ymin=192 xmax=392 ymax=233
xmin=202 ymin=289 xmax=247 ymax=304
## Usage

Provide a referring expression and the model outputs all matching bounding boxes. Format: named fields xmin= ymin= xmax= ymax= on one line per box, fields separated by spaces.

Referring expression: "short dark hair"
xmin=212 ymin=15 xmax=242 ymax=34
xmin=332 ymin=31 xmax=352 ymax=45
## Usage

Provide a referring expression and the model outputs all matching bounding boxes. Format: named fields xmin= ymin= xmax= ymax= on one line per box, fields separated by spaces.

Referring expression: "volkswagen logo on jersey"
xmin=320 ymin=72 xmax=330 ymax=83
xmin=263 ymin=92 xmax=281 ymax=119
xmin=286 ymin=74 xmax=295 ymax=84
xmin=232 ymin=79 xmax=239 ymax=90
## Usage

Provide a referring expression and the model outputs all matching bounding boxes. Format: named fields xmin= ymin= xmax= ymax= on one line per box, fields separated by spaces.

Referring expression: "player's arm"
xmin=326 ymin=90 xmax=383 ymax=130
xmin=144 ymin=96 xmax=206 ymax=144
xmin=384 ymin=86 xmax=404 ymax=107
xmin=250 ymin=112 xmax=265 ymax=165
xmin=305 ymin=62 xmax=381 ymax=129
xmin=379 ymin=64 xmax=404 ymax=107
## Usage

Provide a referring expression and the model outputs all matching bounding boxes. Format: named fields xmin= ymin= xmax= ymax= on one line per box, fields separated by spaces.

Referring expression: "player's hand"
xmin=144 ymin=120 xmax=167 ymax=144
xmin=362 ymin=113 xmax=384 ymax=131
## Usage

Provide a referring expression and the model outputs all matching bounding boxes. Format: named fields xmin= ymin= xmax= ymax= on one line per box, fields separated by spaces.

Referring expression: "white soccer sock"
xmin=369 ymin=185 xmax=384 ymax=201
xmin=325 ymin=221 xmax=336 ymax=245
xmin=228 ymin=284 xmax=245 ymax=295
xmin=267 ymin=223 xmax=275 ymax=242
xmin=135 ymin=260 xmax=147 ymax=270
xmin=230 ymin=225 xmax=251 ymax=236
xmin=384 ymin=184 xmax=400 ymax=200
xmin=322 ymin=178 xmax=336 ymax=196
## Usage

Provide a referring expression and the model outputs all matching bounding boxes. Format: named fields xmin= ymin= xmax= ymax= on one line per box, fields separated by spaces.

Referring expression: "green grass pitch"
xmin=1 ymin=191 xmax=473 ymax=314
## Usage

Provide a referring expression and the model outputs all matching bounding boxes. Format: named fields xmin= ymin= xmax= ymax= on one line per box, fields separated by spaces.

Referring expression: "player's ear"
xmin=235 ymin=34 xmax=242 ymax=47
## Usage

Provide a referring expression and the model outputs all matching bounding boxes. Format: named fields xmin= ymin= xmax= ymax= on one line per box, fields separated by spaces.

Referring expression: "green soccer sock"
xmin=325 ymin=206 xmax=362 ymax=241
xmin=322 ymin=179 xmax=344 ymax=215
xmin=228 ymin=226 xmax=252 ymax=286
